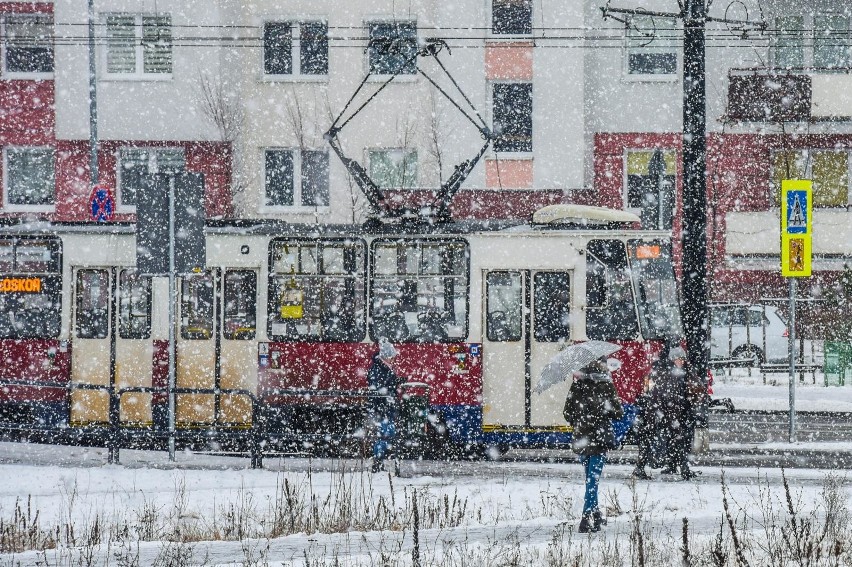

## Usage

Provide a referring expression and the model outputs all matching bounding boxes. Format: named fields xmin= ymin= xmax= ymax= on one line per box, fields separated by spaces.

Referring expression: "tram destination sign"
xmin=136 ymin=173 xmax=206 ymax=276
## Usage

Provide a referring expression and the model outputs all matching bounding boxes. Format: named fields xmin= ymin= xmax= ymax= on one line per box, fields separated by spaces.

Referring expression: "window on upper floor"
xmin=369 ymin=149 xmax=418 ymax=189
xmin=263 ymin=21 xmax=328 ymax=77
xmin=367 ymin=21 xmax=417 ymax=75
xmin=264 ymin=149 xmax=330 ymax=208
xmin=118 ymin=147 xmax=185 ymax=207
xmin=625 ymin=15 xmax=678 ymax=77
xmin=771 ymin=149 xmax=850 ymax=207
xmin=492 ymin=82 xmax=532 ymax=152
xmin=492 ymin=0 xmax=532 ymax=35
xmin=3 ymin=14 xmax=53 ymax=75
xmin=3 ymin=147 xmax=55 ymax=210
xmin=771 ymin=14 xmax=851 ymax=69
xmin=625 ymin=149 xmax=677 ymax=230
xmin=105 ymin=14 xmax=172 ymax=78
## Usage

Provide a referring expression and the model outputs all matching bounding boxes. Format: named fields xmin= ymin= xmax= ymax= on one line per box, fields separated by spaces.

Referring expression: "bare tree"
xmin=196 ymin=71 xmax=247 ymax=215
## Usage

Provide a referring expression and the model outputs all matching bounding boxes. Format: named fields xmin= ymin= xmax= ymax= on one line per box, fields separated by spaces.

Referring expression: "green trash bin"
xmin=824 ymin=341 xmax=852 ymax=386
xmin=397 ymin=382 xmax=431 ymax=458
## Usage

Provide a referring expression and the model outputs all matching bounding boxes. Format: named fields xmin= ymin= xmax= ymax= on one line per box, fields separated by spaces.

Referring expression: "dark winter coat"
xmin=367 ymin=354 xmax=401 ymax=414
xmin=650 ymin=365 xmax=688 ymax=429
xmin=563 ymin=372 xmax=624 ymax=456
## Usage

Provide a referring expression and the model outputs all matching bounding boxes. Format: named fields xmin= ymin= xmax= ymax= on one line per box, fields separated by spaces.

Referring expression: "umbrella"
xmin=535 ymin=340 xmax=622 ymax=394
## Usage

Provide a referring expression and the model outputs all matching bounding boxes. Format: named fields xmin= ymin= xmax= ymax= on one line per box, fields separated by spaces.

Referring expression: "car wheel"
xmin=733 ymin=345 xmax=764 ymax=367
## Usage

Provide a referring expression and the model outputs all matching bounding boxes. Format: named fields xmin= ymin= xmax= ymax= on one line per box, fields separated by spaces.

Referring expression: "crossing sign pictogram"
xmin=89 ymin=184 xmax=115 ymax=222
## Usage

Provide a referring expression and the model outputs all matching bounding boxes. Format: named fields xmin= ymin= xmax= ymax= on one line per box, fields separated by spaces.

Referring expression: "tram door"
xmin=176 ymin=270 xmax=257 ymax=427
xmin=482 ymin=270 xmax=572 ymax=429
xmin=71 ymin=268 xmax=154 ymax=425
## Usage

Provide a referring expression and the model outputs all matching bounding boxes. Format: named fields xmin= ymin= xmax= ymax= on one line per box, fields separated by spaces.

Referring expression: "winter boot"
xmin=578 ymin=513 xmax=600 ymax=534
xmin=681 ymin=468 xmax=698 ymax=480
xmin=371 ymin=459 xmax=385 ymax=473
xmin=593 ymin=509 xmax=607 ymax=528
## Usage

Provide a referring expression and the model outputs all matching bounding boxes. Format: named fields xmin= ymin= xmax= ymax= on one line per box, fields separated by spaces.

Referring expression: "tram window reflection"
xmin=534 ymin=271 xmax=571 ymax=342
xmin=486 ymin=271 xmax=522 ymax=342
xmin=268 ymin=239 xmax=366 ymax=342
xmin=119 ymin=269 xmax=151 ymax=339
xmin=76 ymin=269 xmax=109 ymax=339
xmin=224 ymin=270 xmax=257 ymax=340
xmin=586 ymin=240 xmax=640 ymax=341
xmin=181 ymin=273 xmax=214 ymax=340
xmin=370 ymin=239 xmax=469 ymax=343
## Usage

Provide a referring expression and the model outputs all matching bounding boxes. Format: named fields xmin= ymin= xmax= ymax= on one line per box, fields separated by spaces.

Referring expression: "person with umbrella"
xmin=558 ymin=343 xmax=624 ymax=534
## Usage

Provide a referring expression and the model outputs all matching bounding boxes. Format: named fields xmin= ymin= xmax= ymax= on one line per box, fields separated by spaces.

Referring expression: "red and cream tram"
xmin=0 ymin=204 xmax=683 ymax=455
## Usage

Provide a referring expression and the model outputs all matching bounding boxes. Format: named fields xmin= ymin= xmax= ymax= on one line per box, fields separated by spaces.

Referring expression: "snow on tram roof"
xmin=531 ymin=204 xmax=641 ymax=226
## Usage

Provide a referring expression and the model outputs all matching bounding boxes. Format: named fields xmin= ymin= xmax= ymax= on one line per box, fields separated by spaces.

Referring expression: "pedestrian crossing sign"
xmin=780 ymin=180 xmax=812 ymax=277
xmin=781 ymin=180 xmax=812 ymax=236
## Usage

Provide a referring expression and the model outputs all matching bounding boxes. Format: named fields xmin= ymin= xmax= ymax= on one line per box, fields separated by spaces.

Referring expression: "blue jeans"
xmin=372 ymin=415 xmax=396 ymax=462
xmin=580 ymin=454 xmax=606 ymax=516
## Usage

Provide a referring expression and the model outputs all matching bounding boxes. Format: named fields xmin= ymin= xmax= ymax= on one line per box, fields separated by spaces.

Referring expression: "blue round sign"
xmin=90 ymin=185 xmax=115 ymax=222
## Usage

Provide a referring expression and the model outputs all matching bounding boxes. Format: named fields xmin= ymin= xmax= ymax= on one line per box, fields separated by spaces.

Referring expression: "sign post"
xmin=780 ymin=179 xmax=812 ymax=443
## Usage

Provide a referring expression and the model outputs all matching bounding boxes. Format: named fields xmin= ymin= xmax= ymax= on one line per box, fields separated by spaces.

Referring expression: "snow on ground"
xmin=713 ymin=367 xmax=852 ymax=412
xmin=0 ymin=442 xmax=851 ymax=566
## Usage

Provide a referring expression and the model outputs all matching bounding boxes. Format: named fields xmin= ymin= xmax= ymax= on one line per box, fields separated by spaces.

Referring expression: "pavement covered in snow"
xmin=713 ymin=367 xmax=852 ymax=412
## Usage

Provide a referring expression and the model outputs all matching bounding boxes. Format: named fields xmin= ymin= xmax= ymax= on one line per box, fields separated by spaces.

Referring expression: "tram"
xmin=0 ymin=204 xmax=683 ymax=455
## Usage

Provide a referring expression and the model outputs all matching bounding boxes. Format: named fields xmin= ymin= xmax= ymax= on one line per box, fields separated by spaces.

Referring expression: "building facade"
xmin=1 ymin=0 xmax=851 ymax=301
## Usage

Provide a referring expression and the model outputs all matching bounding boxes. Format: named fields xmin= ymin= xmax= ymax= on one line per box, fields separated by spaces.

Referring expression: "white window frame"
xmin=770 ymin=13 xmax=851 ymax=70
xmin=368 ymin=148 xmax=419 ymax=190
xmin=1 ymin=13 xmax=54 ymax=79
xmin=261 ymin=18 xmax=328 ymax=82
xmin=488 ymin=0 xmax=533 ymax=38
xmin=115 ymin=146 xmax=186 ymax=211
xmin=2 ymin=146 xmax=56 ymax=212
xmin=364 ymin=18 xmax=418 ymax=82
xmin=623 ymin=15 xmax=679 ymax=82
xmin=261 ymin=148 xmax=331 ymax=212
xmin=101 ymin=12 xmax=172 ymax=81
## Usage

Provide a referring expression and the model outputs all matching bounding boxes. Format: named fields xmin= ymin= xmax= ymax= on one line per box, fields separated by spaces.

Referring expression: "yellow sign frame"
xmin=780 ymin=180 xmax=813 ymax=277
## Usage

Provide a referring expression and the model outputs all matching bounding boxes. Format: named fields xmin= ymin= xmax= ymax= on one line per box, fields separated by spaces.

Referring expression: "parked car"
xmin=709 ymin=304 xmax=789 ymax=365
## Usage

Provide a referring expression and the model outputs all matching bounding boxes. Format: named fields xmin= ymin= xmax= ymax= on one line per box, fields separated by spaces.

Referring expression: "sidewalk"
xmin=712 ymin=368 xmax=852 ymax=412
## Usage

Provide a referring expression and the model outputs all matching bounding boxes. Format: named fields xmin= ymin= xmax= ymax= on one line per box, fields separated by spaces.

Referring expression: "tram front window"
xmin=586 ymin=240 xmax=640 ymax=341
xmin=268 ymin=239 xmax=366 ymax=342
xmin=371 ymin=240 xmax=468 ymax=343
xmin=628 ymin=240 xmax=683 ymax=340
xmin=0 ymin=237 xmax=61 ymax=339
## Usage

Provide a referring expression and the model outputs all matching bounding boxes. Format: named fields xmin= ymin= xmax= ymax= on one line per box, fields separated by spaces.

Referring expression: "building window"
xmin=626 ymin=15 xmax=677 ymax=76
xmin=625 ymin=149 xmax=676 ymax=230
xmin=118 ymin=148 xmax=185 ymax=207
xmin=492 ymin=0 xmax=532 ymax=35
xmin=263 ymin=21 xmax=328 ymax=77
xmin=772 ymin=15 xmax=850 ymax=69
xmin=105 ymin=14 xmax=172 ymax=77
xmin=3 ymin=14 xmax=54 ymax=74
xmin=771 ymin=150 xmax=850 ymax=207
xmin=492 ymin=83 xmax=532 ymax=152
xmin=3 ymin=147 xmax=55 ymax=209
xmin=367 ymin=21 xmax=417 ymax=75
xmin=265 ymin=149 xmax=330 ymax=208
xmin=369 ymin=149 xmax=418 ymax=189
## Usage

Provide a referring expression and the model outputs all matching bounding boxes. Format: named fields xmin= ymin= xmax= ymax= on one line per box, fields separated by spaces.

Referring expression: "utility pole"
xmin=600 ymin=2 xmax=764 ymax=383
xmin=88 ymin=0 xmax=98 ymax=185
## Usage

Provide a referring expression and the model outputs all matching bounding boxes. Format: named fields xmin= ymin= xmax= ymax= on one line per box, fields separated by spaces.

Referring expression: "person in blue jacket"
xmin=367 ymin=338 xmax=402 ymax=473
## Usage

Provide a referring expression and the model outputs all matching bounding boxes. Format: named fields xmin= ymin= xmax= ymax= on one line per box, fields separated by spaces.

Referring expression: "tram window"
xmin=628 ymin=240 xmax=683 ymax=340
xmin=0 ymin=238 xmax=62 ymax=338
xmin=268 ymin=239 xmax=366 ymax=342
xmin=181 ymin=273 xmax=214 ymax=340
xmin=486 ymin=271 xmax=522 ymax=342
xmin=586 ymin=240 xmax=640 ymax=340
xmin=370 ymin=239 xmax=469 ymax=343
xmin=76 ymin=269 xmax=109 ymax=339
xmin=224 ymin=270 xmax=257 ymax=340
xmin=534 ymin=272 xmax=571 ymax=342
xmin=119 ymin=270 xmax=151 ymax=339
